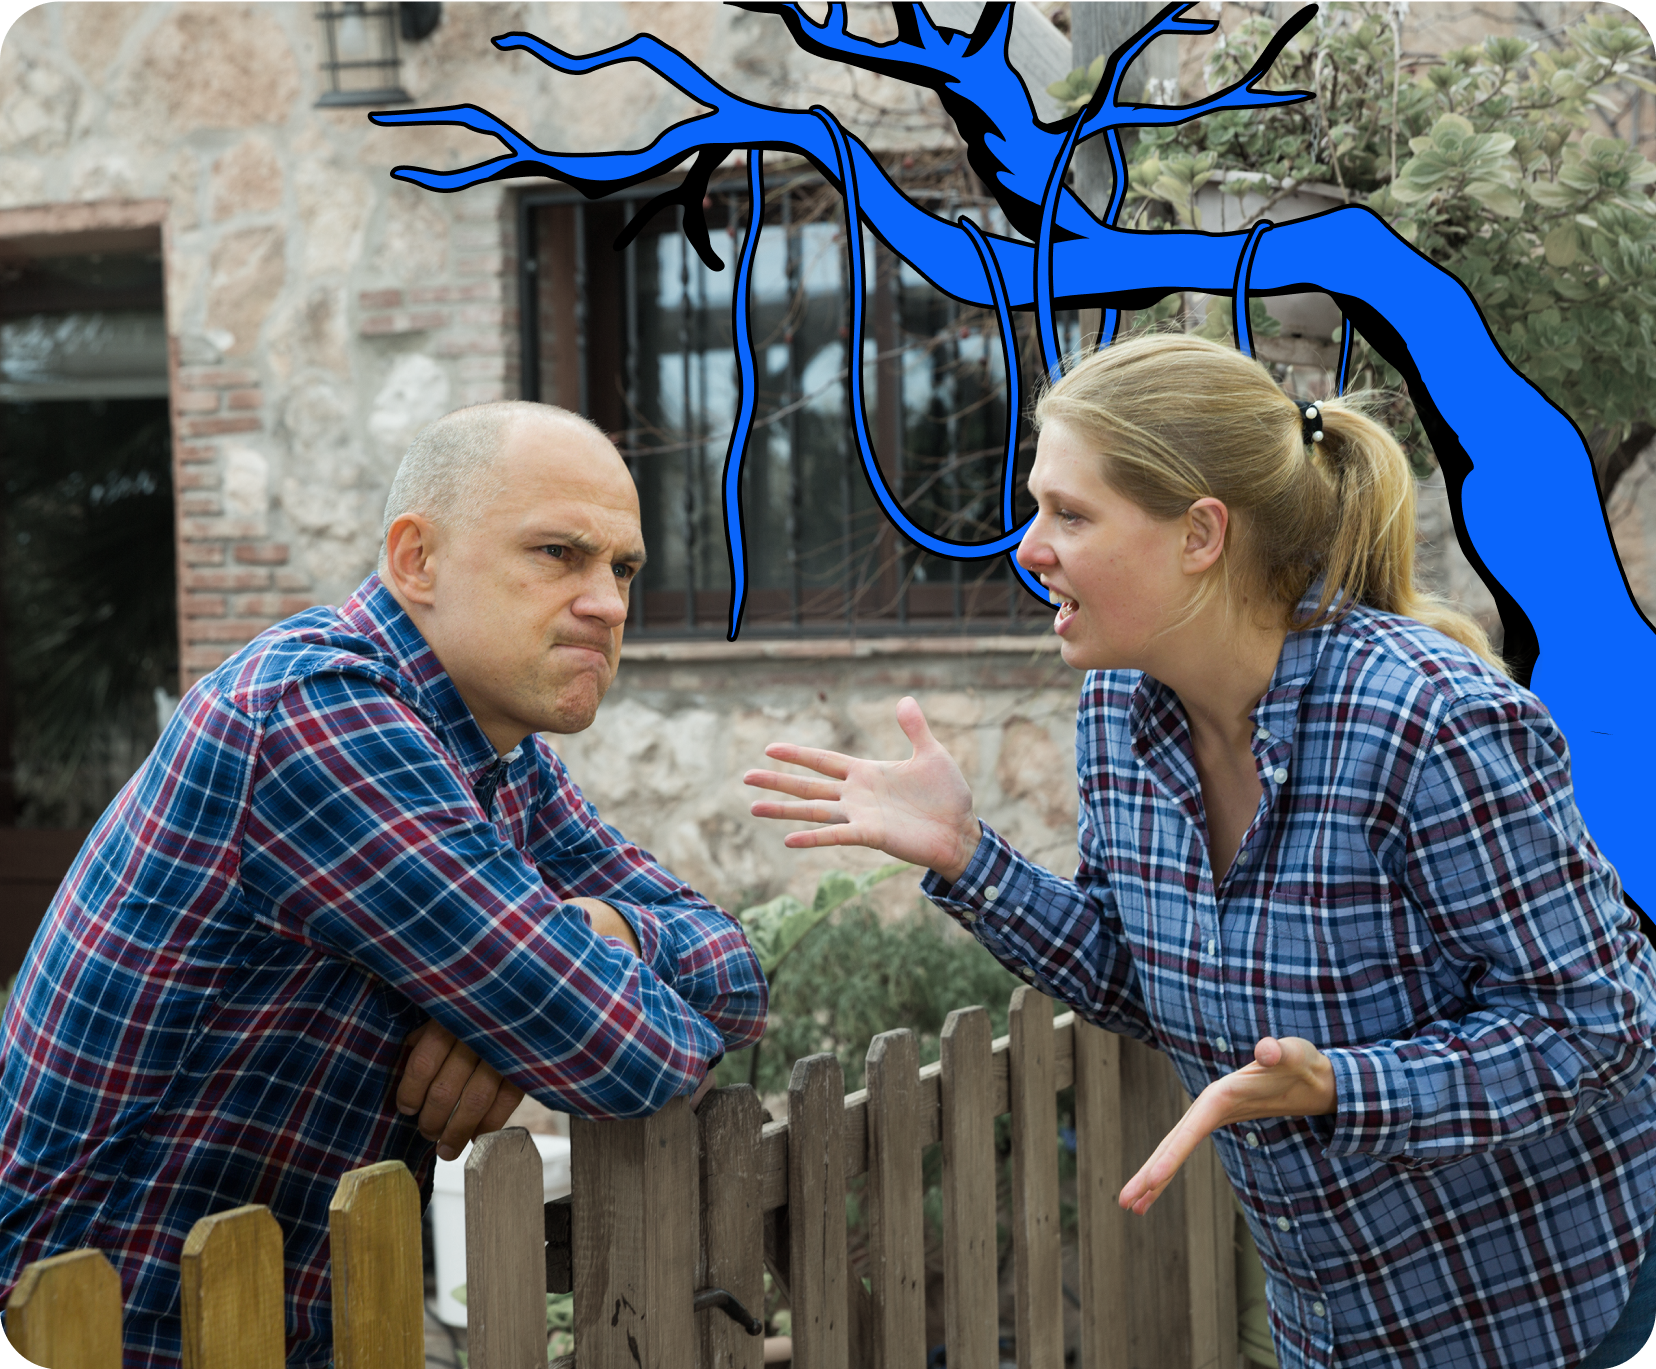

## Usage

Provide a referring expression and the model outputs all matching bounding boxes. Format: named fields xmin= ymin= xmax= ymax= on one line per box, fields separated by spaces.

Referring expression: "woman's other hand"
xmin=1118 ymin=1035 xmax=1337 ymax=1216
xmin=744 ymin=695 xmax=983 ymax=882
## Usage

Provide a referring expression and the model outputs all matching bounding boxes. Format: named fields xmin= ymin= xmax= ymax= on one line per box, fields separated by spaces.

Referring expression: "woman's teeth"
xmin=1055 ymin=597 xmax=1078 ymax=621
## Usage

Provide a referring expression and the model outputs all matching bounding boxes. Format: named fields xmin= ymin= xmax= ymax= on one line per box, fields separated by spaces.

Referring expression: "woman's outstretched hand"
xmin=744 ymin=695 xmax=983 ymax=882
xmin=1118 ymin=1035 xmax=1337 ymax=1216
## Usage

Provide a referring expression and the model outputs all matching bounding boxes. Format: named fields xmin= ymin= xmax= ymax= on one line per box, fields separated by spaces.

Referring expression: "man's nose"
xmin=575 ymin=568 xmax=630 ymax=627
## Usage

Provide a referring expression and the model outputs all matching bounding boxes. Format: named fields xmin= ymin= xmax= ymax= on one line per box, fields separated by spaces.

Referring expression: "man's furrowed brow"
xmin=533 ymin=529 xmax=646 ymax=565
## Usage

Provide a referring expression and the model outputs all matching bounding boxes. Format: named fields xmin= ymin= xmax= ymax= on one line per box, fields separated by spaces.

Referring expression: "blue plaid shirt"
xmin=924 ymin=587 xmax=1656 ymax=1369
xmin=0 ymin=575 xmax=766 ymax=1367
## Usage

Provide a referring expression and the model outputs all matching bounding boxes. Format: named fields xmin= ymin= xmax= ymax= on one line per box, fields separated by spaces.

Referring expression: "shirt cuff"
xmin=920 ymin=821 xmax=1012 ymax=909
xmin=1319 ymin=1044 xmax=1415 ymax=1162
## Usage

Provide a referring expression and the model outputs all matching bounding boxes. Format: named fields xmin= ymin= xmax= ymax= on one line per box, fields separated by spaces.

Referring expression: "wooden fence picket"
xmin=1009 ymin=988 xmax=1062 ymax=1369
xmin=787 ymin=1053 xmax=848 ymax=1369
xmin=4 ymin=1247 xmax=123 ymax=1369
xmin=466 ymin=1127 xmax=548 ymax=1369
xmin=328 ymin=1159 xmax=423 ymax=1369
xmin=939 ymin=1005 xmax=997 ymax=1369
xmin=179 ymin=1204 xmax=284 ymax=1369
xmin=572 ymin=1095 xmax=698 ymax=1369
xmin=864 ymin=1029 xmax=925 ymax=1369
xmin=1072 ymin=1018 xmax=1127 ymax=1369
xmin=699 ymin=1085 xmax=765 ymax=1369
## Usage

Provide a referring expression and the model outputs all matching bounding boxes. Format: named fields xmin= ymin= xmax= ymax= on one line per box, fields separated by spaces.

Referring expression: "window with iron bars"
xmin=519 ymin=159 xmax=1083 ymax=638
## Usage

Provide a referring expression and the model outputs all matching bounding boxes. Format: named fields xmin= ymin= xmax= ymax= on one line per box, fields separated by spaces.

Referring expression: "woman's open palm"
xmin=745 ymin=696 xmax=982 ymax=881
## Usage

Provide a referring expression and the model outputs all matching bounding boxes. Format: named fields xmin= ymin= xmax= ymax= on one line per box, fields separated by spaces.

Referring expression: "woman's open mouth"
xmin=1049 ymin=589 xmax=1079 ymax=633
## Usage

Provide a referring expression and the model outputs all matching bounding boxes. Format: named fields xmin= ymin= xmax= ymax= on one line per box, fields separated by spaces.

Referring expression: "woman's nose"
xmin=1017 ymin=516 xmax=1054 ymax=571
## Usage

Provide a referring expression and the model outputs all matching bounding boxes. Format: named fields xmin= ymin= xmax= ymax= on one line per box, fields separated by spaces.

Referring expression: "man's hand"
xmin=1119 ymin=1036 xmax=1336 ymax=1216
xmin=396 ymin=1019 xmax=526 ymax=1161
xmin=569 ymin=896 xmax=641 ymax=957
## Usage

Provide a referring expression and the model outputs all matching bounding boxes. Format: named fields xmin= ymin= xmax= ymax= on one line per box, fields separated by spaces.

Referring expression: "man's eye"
xmin=542 ymin=545 xmax=566 ymax=560
xmin=614 ymin=563 xmax=637 ymax=581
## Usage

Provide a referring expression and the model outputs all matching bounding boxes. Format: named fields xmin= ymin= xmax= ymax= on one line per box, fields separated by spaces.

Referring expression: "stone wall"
xmin=548 ymin=637 xmax=1085 ymax=915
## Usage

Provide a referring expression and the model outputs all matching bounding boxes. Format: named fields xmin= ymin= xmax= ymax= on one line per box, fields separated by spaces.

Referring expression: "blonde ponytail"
xmin=1033 ymin=332 xmax=1511 ymax=678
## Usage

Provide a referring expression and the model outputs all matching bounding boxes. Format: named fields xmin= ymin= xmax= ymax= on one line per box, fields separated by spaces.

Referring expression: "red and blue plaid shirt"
xmin=924 ymin=584 xmax=1656 ymax=1369
xmin=0 ymin=574 xmax=766 ymax=1366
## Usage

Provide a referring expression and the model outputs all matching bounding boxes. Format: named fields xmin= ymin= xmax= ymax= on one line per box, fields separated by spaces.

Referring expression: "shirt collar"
xmin=337 ymin=574 xmax=509 ymax=781
xmin=1129 ymin=573 xmax=1344 ymax=751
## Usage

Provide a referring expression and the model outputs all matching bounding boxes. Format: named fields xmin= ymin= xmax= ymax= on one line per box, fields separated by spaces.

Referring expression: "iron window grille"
xmin=519 ymin=161 xmax=1083 ymax=639
xmin=315 ymin=2 xmax=412 ymax=107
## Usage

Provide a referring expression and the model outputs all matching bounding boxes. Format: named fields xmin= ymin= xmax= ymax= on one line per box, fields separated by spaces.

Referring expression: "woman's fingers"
xmin=742 ymin=768 xmax=842 ymax=802
xmin=749 ymin=799 xmax=845 ymax=825
xmin=762 ymin=741 xmax=855 ymax=780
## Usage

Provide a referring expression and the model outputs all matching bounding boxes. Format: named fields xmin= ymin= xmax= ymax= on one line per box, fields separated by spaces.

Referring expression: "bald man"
xmin=0 ymin=402 xmax=767 ymax=1368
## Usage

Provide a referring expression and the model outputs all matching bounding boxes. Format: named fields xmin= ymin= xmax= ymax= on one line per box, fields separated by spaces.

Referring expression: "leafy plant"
xmin=1057 ymin=4 xmax=1656 ymax=492
xmin=720 ymin=873 xmax=1024 ymax=1099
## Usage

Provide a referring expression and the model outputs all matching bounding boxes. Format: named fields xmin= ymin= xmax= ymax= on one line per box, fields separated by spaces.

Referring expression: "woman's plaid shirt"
xmin=0 ymin=575 xmax=766 ymax=1367
xmin=924 ymin=593 xmax=1656 ymax=1369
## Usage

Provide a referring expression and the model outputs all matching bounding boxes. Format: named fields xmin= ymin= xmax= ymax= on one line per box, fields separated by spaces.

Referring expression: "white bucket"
xmin=429 ymin=1132 xmax=571 ymax=1327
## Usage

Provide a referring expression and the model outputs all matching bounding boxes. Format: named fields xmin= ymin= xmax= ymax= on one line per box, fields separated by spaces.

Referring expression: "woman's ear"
xmin=1182 ymin=497 xmax=1229 ymax=576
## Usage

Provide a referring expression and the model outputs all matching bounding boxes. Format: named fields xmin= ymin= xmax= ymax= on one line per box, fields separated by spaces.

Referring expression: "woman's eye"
xmin=1057 ymin=508 xmax=1083 ymax=526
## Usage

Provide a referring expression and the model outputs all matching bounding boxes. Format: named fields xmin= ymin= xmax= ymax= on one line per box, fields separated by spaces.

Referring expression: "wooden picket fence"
xmin=3 ymin=988 xmax=1241 ymax=1369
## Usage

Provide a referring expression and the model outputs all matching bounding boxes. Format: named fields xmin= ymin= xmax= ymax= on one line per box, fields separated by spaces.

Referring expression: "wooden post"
xmin=5 ymin=1248 xmax=123 ymax=1369
xmin=1009 ymin=987 xmax=1062 ymax=1369
xmin=1118 ymin=1038 xmax=1195 ymax=1368
xmin=1186 ymin=1139 xmax=1238 ymax=1369
xmin=787 ymin=1053 xmax=848 ymax=1369
xmin=1072 ymin=1020 xmax=1126 ymax=1369
xmin=864 ymin=1029 xmax=925 ymax=1369
xmin=329 ymin=1159 xmax=423 ymax=1369
xmin=699 ymin=1085 xmax=766 ymax=1369
xmin=572 ymin=1095 xmax=699 ymax=1369
xmin=939 ymin=1006 xmax=997 ymax=1369
xmin=180 ymin=1204 xmax=285 ymax=1369
xmin=466 ymin=1127 xmax=546 ymax=1369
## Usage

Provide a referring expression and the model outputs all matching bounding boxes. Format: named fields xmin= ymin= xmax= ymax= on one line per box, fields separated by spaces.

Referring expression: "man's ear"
xmin=384 ymin=513 xmax=441 ymax=607
xmin=1182 ymin=497 xmax=1229 ymax=576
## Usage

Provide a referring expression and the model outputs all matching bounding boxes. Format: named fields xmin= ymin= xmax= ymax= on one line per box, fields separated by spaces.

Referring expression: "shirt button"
xmin=1246 ymin=1132 xmax=1261 ymax=1148
xmin=1311 ymin=1300 xmax=1325 ymax=1318
xmin=1277 ymin=1216 xmax=1291 ymax=1232
xmin=1214 ymin=1036 xmax=1229 ymax=1052
xmin=1272 ymin=767 xmax=1288 ymax=784
xmin=1255 ymin=726 xmax=1270 ymax=740
xmin=1207 ymin=938 xmax=1216 ymax=955
xmin=984 ymin=885 xmax=999 ymax=901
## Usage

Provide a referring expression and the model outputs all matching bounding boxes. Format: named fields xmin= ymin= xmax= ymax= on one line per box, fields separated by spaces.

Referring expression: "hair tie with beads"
xmin=1295 ymin=399 xmax=1325 ymax=446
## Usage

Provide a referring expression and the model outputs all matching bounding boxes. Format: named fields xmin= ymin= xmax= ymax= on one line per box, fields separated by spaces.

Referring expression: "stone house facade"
xmin=1 ymin=1 xmax=1651 ymax=919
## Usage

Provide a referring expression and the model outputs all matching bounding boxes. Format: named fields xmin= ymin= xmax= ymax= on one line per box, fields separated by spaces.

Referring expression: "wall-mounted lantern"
xmin=315 ymin=3 xmax=441 ymax=107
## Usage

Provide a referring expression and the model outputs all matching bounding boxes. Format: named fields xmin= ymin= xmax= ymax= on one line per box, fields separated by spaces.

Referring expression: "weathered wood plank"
xmin=1119 ymin=1038 xmax=1195 ymax=1369
xmin=788 ymin=1053 xmax=849 ymax=1369
xmin=180 ymin=1204 xmax=285 ymax=1369
xmin=700 ymin=1085 xmax=766 ymax=1369
xmin=865 ymin=1029 xmax=926 ymax=1369
xmin=940 ymin=1006 xmax=997 ymax=1369
xmin=5 ymin=1248 xmax=122 ymax=1369
xmin=468 ymin=1128 xmax=546 ymax=1369
xmin=329 ymin=1159 xmax=423 ymax=1369
xmin=1072 ymin=1020 xmax=1126 ymax=1369
xmin=573 ymin=1098 xmax=699 ymax=1369
xmin=1009 ymin=988 xmax=1062 ymax=1369
xmin=1186 ymin=1138 xmax=1239 ymax=1369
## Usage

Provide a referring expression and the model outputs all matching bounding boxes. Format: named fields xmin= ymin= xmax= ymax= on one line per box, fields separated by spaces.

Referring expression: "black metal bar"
xmin=517 ymin=195 xmax=539 ymax=402
xmin=574 ymin=200 xmax=588 ymax=416
xmin=679 ymin=207 xmax=696 ymax=629
xmin=624 ymin=195 xmax=644 ymax=632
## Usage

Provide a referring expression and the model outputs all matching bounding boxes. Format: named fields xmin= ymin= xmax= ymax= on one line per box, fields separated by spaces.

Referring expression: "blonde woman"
xmin=745 ymin=333 xmax=1656 ymax=1369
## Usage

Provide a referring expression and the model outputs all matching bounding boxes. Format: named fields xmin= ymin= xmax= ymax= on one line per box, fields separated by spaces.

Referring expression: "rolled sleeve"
xmin=240 ymin=673 xmax=731 ymax=1120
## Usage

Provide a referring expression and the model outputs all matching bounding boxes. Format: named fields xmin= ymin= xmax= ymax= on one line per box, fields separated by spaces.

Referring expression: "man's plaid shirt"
xmin=0 ymin=575 xmax=766 ymax=1367
xmin=924 ymin=587 xmax=1656 ymax=1369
